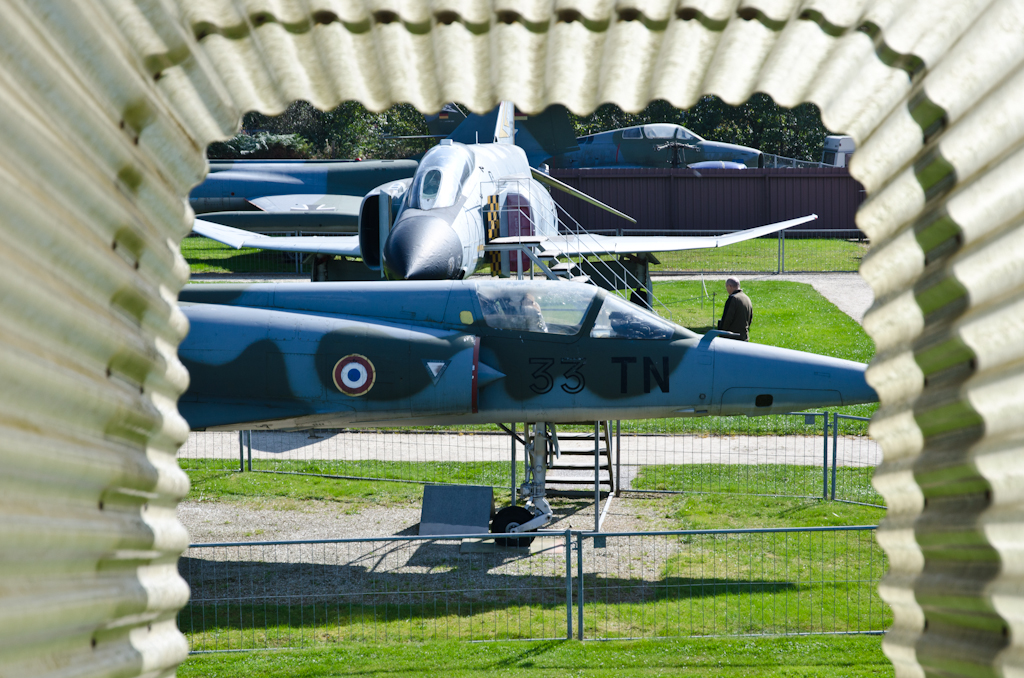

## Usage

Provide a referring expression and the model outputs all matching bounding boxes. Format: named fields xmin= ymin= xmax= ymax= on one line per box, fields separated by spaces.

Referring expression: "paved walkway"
xmin=181 ymin=430 xmax=880 ymax=468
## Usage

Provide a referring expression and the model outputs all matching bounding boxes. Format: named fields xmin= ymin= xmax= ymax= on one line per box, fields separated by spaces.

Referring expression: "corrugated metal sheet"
xmin=550 ymin=168 xmax=865 ymax=233
xmin=1 ymin=1 xmax=1023 ymax=676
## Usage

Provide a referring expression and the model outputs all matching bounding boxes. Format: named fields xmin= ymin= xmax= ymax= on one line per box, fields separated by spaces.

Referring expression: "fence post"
xmin=822 ymin=412 xmax=829 ymax=499
xmin=777 ymin=230 xmax=782 ymax=274
xmin=511 ymin=422 xmax=517 ymax=506
xmin=246 ymin=431 xmax=252 ymax=472
xmin=780 ymin=229 xmax=786 ymax=273
xmin=565 ymin=529 xmax=573 ymax=640
xmin=594 ymin=422 xmax=600 ymax=533
xmin=238 ymin=431 xmax=244 ymax=472
xmin=615 ymin=420 xmax=621 ymax=498
xmin=576 ymin=531 xmax=584 ymax=640
xmin=831 ymin=413 xmax=839 ymax=501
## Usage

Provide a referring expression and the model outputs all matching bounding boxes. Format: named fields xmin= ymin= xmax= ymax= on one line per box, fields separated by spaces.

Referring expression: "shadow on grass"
xmin=178 ymin=551 xmax=800 ymax=636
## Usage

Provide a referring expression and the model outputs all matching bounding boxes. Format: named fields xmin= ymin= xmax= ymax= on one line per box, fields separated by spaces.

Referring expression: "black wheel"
xmin=491 ymin=506 xmax=536 ymax=548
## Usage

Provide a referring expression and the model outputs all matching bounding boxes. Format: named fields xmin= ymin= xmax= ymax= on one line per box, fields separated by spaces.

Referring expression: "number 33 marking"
xmin=528 ymin=357 xmax=586 ymax=395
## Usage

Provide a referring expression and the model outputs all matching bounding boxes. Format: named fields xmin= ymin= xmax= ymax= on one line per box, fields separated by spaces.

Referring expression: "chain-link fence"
xmin=179 ymin=416 xmax=881 ymax=508
xmin=179 ymin=525 xmax=887 ymax=651
xmin=616 ymin=413 xmax=882 ymax=507
xmin=179 ymin=426 xmax=520 ymax=502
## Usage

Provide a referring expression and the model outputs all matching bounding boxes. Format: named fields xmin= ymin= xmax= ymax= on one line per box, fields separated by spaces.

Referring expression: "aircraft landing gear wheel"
xmin=491 ymin=506 xmax=536 ymax=548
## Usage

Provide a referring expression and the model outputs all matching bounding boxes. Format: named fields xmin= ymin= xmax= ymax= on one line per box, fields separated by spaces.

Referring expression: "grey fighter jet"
xmin=178 ymin=279 xmax=877 ymax=536
xmin=546 ymin=123 xmax=763 ymax=169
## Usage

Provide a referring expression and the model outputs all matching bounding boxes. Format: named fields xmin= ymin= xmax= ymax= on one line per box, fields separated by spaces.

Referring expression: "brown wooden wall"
xmin=548 ymin=168 xmax=865 ymax=235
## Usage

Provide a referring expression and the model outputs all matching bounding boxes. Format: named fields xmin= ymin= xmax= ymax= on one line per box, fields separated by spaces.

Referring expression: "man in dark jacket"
xmin=717 ymin=277 xmax=752 ymax=340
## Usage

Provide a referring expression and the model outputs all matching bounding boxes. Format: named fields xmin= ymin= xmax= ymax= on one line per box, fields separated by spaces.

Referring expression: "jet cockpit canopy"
xmin=406 ymin=143 xmax=474 ymax=210
xmin=476 ymin=281 xmax=597 ymax=335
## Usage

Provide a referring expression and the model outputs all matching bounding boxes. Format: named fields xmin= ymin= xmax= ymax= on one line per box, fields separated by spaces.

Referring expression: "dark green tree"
xmin=213 ymin=101 xmax=431 ymax=160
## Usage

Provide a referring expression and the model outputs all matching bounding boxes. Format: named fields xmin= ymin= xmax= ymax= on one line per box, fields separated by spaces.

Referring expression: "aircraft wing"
xmin=249 ymin=193 xmax=364 ymax=215
xmin=192 ymin=218 xmax=362 ymax=257
xmin=541 ymin=214 xmax=817 ymax=257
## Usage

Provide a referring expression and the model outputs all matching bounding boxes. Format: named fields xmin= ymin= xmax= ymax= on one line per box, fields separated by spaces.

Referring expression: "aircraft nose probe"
xmin=382 ymin=214 xmax=464 ymax=280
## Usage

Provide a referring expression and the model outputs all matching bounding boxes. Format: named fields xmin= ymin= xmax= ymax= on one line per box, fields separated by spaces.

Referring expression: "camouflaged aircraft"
xmin=178 ymin=279 xmax=877 ymax=536
xmin=193 ymin=103 xmax=814 ymax=291
xmin=545 ymin=122 xmax=763 ymax=170
xmin=190 ymin=157 xmax=419 ymax=234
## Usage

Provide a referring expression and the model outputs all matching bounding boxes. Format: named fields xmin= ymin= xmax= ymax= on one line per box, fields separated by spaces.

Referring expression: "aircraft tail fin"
xmin=447 ymin=102 xmax=517 ymax=145
xmin=494 ymin=101 xmax=516 ymax=144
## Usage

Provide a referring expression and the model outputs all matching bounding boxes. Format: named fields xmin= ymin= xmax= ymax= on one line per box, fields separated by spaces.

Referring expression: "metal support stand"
xmin=246 ymin=431 xmax=252 ymax=471
xmin=510 ymin=422 xmax=554 ymax=533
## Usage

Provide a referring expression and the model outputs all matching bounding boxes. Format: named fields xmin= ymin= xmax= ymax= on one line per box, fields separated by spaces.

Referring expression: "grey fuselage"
xmin=177 ymin=280 xmax=876 ymax=431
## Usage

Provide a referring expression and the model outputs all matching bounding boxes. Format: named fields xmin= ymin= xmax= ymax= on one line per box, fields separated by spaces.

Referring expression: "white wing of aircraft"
xmin=541 ymin=214 xmax=817 ymax=257
xmin=192 ymin=218 xmax=362 ymax=257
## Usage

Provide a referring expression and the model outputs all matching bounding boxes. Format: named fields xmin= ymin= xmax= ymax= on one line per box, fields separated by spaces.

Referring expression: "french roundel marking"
xmin=333 ymin=354 xmax=376 ymax=396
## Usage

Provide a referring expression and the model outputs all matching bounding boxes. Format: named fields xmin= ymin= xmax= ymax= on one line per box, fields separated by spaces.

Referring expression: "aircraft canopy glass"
xmin=621 ymin=127 xmax=643 ymax=139
xmin=591 ymin=295 xmax=677 ymax=340
xmin=676 ymin=126 xmax=702 ymax=142
xmin=407 ymin=144 xmax=474 ymax=210
xmin=644 ymin=124 xmax=679 ymax=139
xmin=476 ymin=282 xmax=597 ymax=335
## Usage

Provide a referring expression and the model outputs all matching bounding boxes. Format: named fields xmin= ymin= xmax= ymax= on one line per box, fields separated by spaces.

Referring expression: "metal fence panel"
xmin=618 ymin=414 xmax=835 ymax=499
xmin=179 ymin=526 xmax=888 ymax=651
xmin=830 ymin=415 xmax=882 ymax=507
xmin=180 ymin=532 xmax=573 ymax=650
xmin=578 ymin=528 xmax=888 ymax=639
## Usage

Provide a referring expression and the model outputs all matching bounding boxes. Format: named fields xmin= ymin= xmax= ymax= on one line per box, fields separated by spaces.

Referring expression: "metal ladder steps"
xmin=554 ymin=442 xmax=609 ymax=455
xmin=553 ymin=431 xmax=605 ymax=441
xmin=546 ymin=471 xmax=612 ymax=484
xmin=548 ymin=457 xmax=610 ymax=469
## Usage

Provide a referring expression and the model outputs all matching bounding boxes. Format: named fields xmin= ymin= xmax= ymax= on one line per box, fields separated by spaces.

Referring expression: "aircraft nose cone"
xmin=382 ymin=214 xmax=464 ymax=280
xmin=708 ymin=338 xmax=878 ymax=415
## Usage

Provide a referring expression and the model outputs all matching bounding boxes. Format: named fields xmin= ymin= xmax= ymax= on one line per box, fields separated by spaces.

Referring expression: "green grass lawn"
xmin=633 ymin=465 xmax=883 ymax=507
xmin=181 ymin=458 xmax=505 ymax=507
xmin=178 ymin=635 xmax=892 ymax=677
xmin=183 ymin=235 xmax=306 ymax=274
xmin=650 ymin=236 xmax=869 ymax=273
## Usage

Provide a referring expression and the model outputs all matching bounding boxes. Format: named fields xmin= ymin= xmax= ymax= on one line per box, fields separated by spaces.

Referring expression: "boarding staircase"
xmin=481 ymin=177 xmax=664 ymax=310
xmin=543 ymin=422 xmax=614 ymax=495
